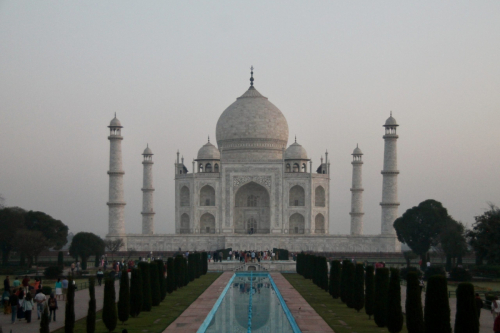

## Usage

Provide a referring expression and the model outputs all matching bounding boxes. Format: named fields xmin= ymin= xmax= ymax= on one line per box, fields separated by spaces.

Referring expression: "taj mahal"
xmin=106 ymin=70 xmax=401 ymax=253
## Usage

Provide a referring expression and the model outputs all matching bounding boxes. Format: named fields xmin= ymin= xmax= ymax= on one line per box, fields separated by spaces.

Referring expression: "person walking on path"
xmin=97 ymin=268 xmax=104 ymax=286
xmin=62 ymin=277 xmax=68 ymax=301
xmin=34 ymin=289 xmax=46 ymax=320
xmin=21 ymin=276 xmax=29 ymax=293
xmin=22 ymin=292 xmax=34 ymax=323
xmin=54 ymin=278 xmax=63 ymax=300
xmin=475 ymin=293 xmax=484 ymax=321
xmin=47 ymin=293 xmax=58 ymax=322
xmin=9 ymin=293 xmax=18 ymax=324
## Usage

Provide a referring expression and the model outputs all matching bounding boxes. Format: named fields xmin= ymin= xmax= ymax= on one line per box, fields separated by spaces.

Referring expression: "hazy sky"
xmin=1 ymin=1 xmax=499 ymax=237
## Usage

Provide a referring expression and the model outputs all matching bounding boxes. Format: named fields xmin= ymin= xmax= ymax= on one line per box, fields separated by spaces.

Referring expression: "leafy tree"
xmin=0 ymin=207 xmax=26 ymax=265
xmin=150 ymin=263 xmax=161 ymax=306
xmin=65 ymin=277 xmax=75 ymax=333
xmin=138 ymin=262 xmax=152 ymax=311
xmin=329 ymin=260 xmax=341 ymax=299
xmin=104 ymin=238 xmax=124 ymax=262
xmin=405 ymin=272 xmax=424 ymax=333
xmin=0 ymin=193 xmax=5 ymax=208
xmin=424 ymin=275 xmax=451 ymax=333
xmin=118 ymin=269 xmax=130 ymax=324
xmin=40 ymin=304 xmax=50 ymax=333
xmin=394 ymin=199 xmax=452 ymax=264
xmin=440 ymin=219 xmax=468 ymax=265
xmin=374 ymin=267 xmax=389 ymax=327
xmin=24 ymin=210 xmax=68 ymax=250
xmin=69 ymin=232 xmax=105 ymax=270
xmin=468 ymin=204 xmax=500 ymax=264
xmin=353 ymin=263 xmax=365 ymax=312
xmin=86 ymin=277 xmax=96 ymax=333
xmin=166 ymin=257 xmax=176 ymax=293
xmin=387 ymin=268 xmax=404 ymax=333
xmin=129 ymin=268 xmax=142 ymax=318
xmin=13 ymin=229 xmax=49 ymax=267
xmin=454 ymin=282 xmax=479 ymax=333
xmin=403 ymin=251 xmax=418 ymax=268
xmin=102 ymin=278 xmax=117 ymax=333
xmin=58 ymin=251 xmax=64 ymax=268
xmin=365 ymin=265 xmax=375 ymax=319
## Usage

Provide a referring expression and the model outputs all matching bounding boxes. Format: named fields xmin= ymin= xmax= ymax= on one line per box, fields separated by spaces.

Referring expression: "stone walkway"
xmin=271 ymin=273 xmax=334 ymax=333
xmin=163 ymin=272 xmax=234 ymax=333
xmin=0 ymin=280 xmax=119 ymax=333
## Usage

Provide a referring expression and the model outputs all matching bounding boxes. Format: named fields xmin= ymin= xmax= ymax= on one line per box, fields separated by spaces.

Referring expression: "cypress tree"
xmin=138 ymin=262 xmax=152 ymax=311
xmin=183 ymin=256 xmax=189 ymax=286
xmin=424 ymin=275 xmax=451 ymax=333
xmin=202 ymin=252 xmax=208 ymax=275
xmin=188 ymin=253 xmax=195 ymax=282
xmin=330 ymin=260 xmax=341 ymax=299
xmin=65 ymin=277 xmax=75 ymax=333
xmin=86 ymin=277 xmax=96 ymax=333
xmin=40 ymin=305 xmax=50 ymax=333
xmin=454 ymin=282 xmax=479 ymax=333
xmin=406 ymin=271 xmax=424 ymax=333
xmin=340 ymin=259 xmax=350 ymax=303
xmin=57 ymin=251 xmax=64 ymax=268
xmin=353 ymin=263 xmax=365 ymax=312
xmin=102 ymin=278 xmax=117 ymax=333
xmin=365 ymin=265 xmax=375 ymax=319
xmin=166 ymin=257 xmax=175 ymax=293
xmin=345 ymin=261 xmax=355 ymax=308
xmin=174 ymin=255 xmax=184 ymax=288
xmin=150 ymin=262 xmax=161 ymax=306
xmin=387 ymin=268 xmax=404 ymax=333
xmin=321 ymin=257 xmax=329 ymax=291
xmin=374 ymin=267 xmax=389 ymax=327
xmin=118 ymin=269 xmax=130 ymax=323
xmin=155 ymin=260 xmax=167 ymax=301
xmin=129 ymin=268 xmax=142 ymax=318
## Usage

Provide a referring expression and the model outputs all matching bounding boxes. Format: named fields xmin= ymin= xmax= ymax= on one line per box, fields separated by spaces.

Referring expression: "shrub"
xmin=374 ymin=267 xmax=389 ymax=327
xmin=353 ymin=263 xmax=365 ymax=312
xmin=450 ymin=267 xmax=472 ymax=282
xmin=44 ymin=266 xmax=63 ymax=279
xmin=102 ymin=278 xmax=117 ymax=333
xmin=424 ymin=266 xmax=446 ymax=280
xmin=400 ymin=266 xmax=423 ymax=280
xmin=405 ymin=272 xmax=424 ymax=333
xmin=86 ymin=277 xmax=96 ymax=333
xmin=387 ymin=268 xmax=404 ymax=333
xmin=149 ymin=263 xmax=161 ymax=306
xmin=138 ymin=262 xmax=152 ymax=311
xmin=118 ymin=269 xmax=130 ymax=324
xmin=424 ymin=275 xmax=451 ymax=333
xmin=329 ymin=260 xmax=341 ymax=299
xmin=166 ymin=257 xmax=175 ymax=293
xmin=129 ymin=268 xmax=142 ymax=318
xmin=454 ymin=282 xmax=479 ymax=333
xmin=65 ymin=277 xmax=75 ymax=333
xmin=365 ymin=266 xmax=375 ymax=319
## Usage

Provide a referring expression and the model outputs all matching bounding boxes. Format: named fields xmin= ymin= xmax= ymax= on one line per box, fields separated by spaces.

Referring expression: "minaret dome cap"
xmin=352 ymin=145 xmax=363 ymax=155
xmin=109 ymin=115 xmax=123 ymax=128
xmin=285 ymin=141 xmax=308 ymax=160
xmin=197 ymin=140 xmax=221 ymax=160
xmin=142 ymin=145 xmax=153 ymax=155
xmin=383 ymin=113 xmax=398 ymax=127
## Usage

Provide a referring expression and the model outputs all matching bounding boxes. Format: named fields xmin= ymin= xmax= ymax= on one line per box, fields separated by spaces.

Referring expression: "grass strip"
xmin=284 ymin=273 xmax=408 ymax=333
xmin=53 ymin=272 xmax=221 ymax=333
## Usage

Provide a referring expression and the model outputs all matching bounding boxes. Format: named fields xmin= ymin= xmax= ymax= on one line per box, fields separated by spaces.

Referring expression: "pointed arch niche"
xmin=234 ymin=181 xmax=270 ymax=234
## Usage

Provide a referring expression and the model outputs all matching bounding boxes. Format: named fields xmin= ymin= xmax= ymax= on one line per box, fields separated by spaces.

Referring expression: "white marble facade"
xmin=106 ymin=73 xmax=401 ymax=253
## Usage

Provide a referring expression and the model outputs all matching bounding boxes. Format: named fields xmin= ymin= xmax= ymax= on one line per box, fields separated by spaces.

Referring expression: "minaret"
xmin=141 ymin=145 xmax=155 ymax=234
xmin=380 ymin=112 xmax=400 ymax=235
xmin=350 ymin=145 xmax=364 ymax=235
xmin=107 ymin=114 xmax=126 ymax=236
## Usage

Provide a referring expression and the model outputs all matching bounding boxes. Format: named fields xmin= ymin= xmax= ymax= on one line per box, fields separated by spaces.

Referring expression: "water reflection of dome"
xmin=235 ymin=278 xmax=270 ymax=330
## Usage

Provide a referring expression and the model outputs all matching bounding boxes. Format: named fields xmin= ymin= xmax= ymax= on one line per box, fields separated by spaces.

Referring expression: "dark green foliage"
xmin=400 ymin=266 xmax=423 ymax=280
xmin=405 ymin=272 xmax=424 ymax=333
xmin=314 ymin=256 xmax=328 ymax=291
xmin=69 ymin=232 xmax=105 ymax=272
xmin=304 ymin=254 xmax=313 ymax=279
xmin=94 ymin=254 xmax=100 ymax=268
xmin=81 ymin=260 xmax=87 ymax=270
xmin=42 ymin=286 xmax=52 ymax=296
xmin=296 ymin=252 xmax=304 ymax=276
xmin=329 ymin=260 xmax=341 ymax=299
xmin=454 ymin=283 xmax=479 ymax=333
xmin=44 ymin=265 xmax=62 ymax=279
xmin=365 ymin=266 xmax=375 ymax=319
xmin=272 ymin=248 xmax=289 ymax=260
xmin=195 ymin=253 xmax=202 ymax=278
xmin=174 ymin=255 xmax=184 ymax=288
xmin=166 ymin=257 xmax=175 ymax=293
xmin=201 ymin=252 xmax=208 ymax=275
xmin=468 ymin=205 xmax=500 ymax=264
xmin=65 ymin=277 xmax=75 ymax=333
xmin=129 ymin=268 xmax=142 ymax=318
xmin=450 ymin=267 xmax=472 ymax=281
xmin=424 ymin=275 xmax=451 ymax=333
xmin=118 ymin=269 xmax=130 ymax=323
xmin=154 ymin=260 xmax=167 ymax=301
xmin=138 ymin=262 xmax=152 ymax=311
xmin=387 ymin=268 xmax=404 ymax=333
xmin=188 ymin=253 xmax=196 ymax=282
xmin=58 ymin=251 xmax=64 ymax=268
xmin=424 ymin=266 xmax=446 ymax=280
xmin=374 ymin=267 xmax=389 ymax=327
xmin=340 ymin=259 xmax=350 ymax=303
xmin=183 ymin=256 xmax=189 ymax=286
xmin=149 ymin=263 xmax=161 ymax=306
xmin=40 ymin=303 xmax=50 ymax=333
xmin=86 ymin=278 xmax=96 ymax=333
xmin=341 ymin=261 xmax=355 ymax=307
xmin=102 ymin=278 xmax=117 ymax=333
xmin=353 ymin=263 xmax=365 ymax=312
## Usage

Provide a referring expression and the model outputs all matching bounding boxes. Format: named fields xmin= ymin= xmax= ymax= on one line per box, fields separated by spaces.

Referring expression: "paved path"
xmin=0 ymin=280 xmax=119 ymax=333
xmin=271 ymin=273 xmax=333 ymax=333
xmin=163 ymin=271 xmax=233 ymax=333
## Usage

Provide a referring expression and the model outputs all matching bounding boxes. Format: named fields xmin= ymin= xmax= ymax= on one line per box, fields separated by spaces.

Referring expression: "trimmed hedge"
xmin=454 ymin=282 xmax=479 ymax=333
xmin=424 ymin=275 xmax=451 ymax=333
xmin=450 ymin=267 xmax=472 ymax=282
xmin=365 ymin=266 xmax=375 ymax=319
xmin=138 ymin=262 xmax=152 ymax=311
xmin=387 ymin=268 xmax=403 ymax=333
xmin=329 ymin=260 xmax=341 ymax=299
xmin=129 ymin=268 xmax=142 ymax=318
xmin=405 ymin=272 xmax=424 ymax=333
xmin=166 ymin=257 xmax=175 ymax=293
xmin=118 ymin=269 xmax=130 ymax=324
xmin=353 ymin=263 xmax=365 ymax=312
xmin=102 ymin=278 xmax=117 ymax=332
xmin=374 ymin=267 xmax=389 ymax=327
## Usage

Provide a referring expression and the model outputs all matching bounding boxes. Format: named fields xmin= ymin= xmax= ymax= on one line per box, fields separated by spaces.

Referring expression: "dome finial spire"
xmin=250 ymin=66 xmax=254 ymax=87
xmin=390 ymin=111 xmax=392 ymax=116
xmin=208 ymin=135 xmax=210 ymax=143
xmin=295 ymin=135 xmax=297 ymax=143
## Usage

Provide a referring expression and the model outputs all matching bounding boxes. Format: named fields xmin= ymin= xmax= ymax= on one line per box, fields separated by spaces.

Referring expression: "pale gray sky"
xmin=1 ymin=1 xmax=499 ymax=237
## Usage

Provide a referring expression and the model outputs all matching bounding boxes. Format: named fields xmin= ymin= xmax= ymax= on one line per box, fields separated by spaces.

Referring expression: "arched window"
xmin=302 ymin=163 xmax=306 ymax=173
xmin=180 ymin=213 xmax=190 ymax=234
xmin=289 ymin=185 xmax=305 ymax=206
xmin=205 ymin=163 xmax=212 ymax=173
xmin=315 ymin=214 xmax=325 ymax=233
xmin=214 ymin=164 xmax=219 ymax=173
xmin=315 ymin=186 xmax=325 ymax=207
xmin=286 ymin=164 xmax=291 ymax=173
xmin=289 ymin=213 xmax=305 ymax=234
xmin=247 ymin=195 xmax=258 ymax=207
xmin=199 ymin=163 xmax=203 ymax=173
xmin=180 ymin=186 xmax=190 ymax=206
xmin=200 ymin=185 xmax=215 ymax=206
xmin=293 ymin=163 xmax=299 ymax=172
xmin=200 ymin=213 xmax=215 ymax=234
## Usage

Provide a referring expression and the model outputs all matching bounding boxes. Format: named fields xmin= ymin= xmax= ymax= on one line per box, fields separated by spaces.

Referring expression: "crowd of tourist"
xmin=208 ymin=250 xmax=293 ymax=263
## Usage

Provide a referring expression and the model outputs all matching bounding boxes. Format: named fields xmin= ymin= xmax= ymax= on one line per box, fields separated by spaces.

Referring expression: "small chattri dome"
xmin=109 ymin=115 xmax=122 ymax=127
xmin=352 ymin=145 xmax=363 ymax=155
xmin=197 ymin=140 xmax=221 ymax=160
xmin=384 ymin=112 xmax=398 ymax=127
xmin=143 ymin=145 xmax=153 ymax=155
xmin=285 ymin=141 xmax=308 ymax=160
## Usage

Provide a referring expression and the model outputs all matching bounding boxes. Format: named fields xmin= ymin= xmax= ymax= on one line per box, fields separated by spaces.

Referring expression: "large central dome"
xmin=216 ymin=86 xmax=289 ymax=161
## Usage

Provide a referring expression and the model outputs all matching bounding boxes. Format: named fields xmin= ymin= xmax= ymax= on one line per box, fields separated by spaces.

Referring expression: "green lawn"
xmin=284 ymin=274 xmax=408 ymax=333
xmin=53 ymin=272 xmax=221 ymax=333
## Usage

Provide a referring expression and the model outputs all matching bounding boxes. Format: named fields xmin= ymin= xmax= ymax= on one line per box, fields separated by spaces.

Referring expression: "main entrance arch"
xmin=234 ymin=181 xmax=270 ymax=234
